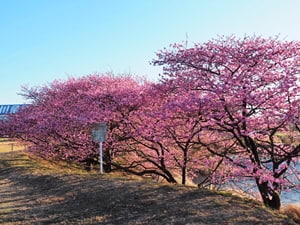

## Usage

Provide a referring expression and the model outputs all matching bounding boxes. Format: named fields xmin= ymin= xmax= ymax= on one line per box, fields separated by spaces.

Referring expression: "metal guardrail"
xmin=0 ymin=141 xmax=28 ymax=153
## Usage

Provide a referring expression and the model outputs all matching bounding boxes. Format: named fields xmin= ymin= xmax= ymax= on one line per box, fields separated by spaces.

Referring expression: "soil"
xmin=0 ymin=151 xmax=297 ymax=225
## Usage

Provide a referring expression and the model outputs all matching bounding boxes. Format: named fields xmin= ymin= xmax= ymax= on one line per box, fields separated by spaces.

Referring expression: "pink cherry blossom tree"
xmin=124 ymin=80 xmax=240 ymax=187
xmin=153 ymin=35 xmax=300 ymax=209
xmin=2 ymin=74 xmax=147 ymax=170
xmin=3 ymin=73 xmax=202 ymax=183
xmin=1 ymin=73 xmax=213 ymax=184
xmin=124 ymin=83 xmax=213 ymax=185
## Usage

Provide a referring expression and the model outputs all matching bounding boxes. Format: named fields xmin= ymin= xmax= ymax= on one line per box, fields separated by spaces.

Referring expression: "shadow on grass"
xmin=0 ymin=152 xmax=296 ymax=225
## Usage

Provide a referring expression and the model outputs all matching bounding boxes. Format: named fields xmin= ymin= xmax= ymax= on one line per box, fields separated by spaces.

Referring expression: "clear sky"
xmin=1 ymin=0 xmax=300 ymax=104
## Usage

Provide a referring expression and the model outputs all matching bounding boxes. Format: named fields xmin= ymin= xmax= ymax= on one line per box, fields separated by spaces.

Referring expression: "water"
xmin=281 ymin=190 xmax=300 ymax=204
xmin=281 ymin=162 xmax=300 ymax=204
xmin=228 ymin=163 xmax=300 ymax=204
xmin=194 ymin=162 xmax=300 ymax=204
xmin=220 ymin=181 xmax=300 ymax=204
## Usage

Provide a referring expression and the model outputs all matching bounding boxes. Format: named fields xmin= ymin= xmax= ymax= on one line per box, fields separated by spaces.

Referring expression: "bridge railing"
xmin=0 ymin=139 xmax=29 ymax=153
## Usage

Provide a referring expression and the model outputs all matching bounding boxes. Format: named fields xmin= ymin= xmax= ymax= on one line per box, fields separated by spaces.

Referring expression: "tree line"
xmin=1 ymin=36 xmax=300 ymax=210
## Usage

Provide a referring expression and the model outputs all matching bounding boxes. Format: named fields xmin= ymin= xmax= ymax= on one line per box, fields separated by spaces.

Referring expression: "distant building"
xmin=0 ymin=104 xmax=26 ymax=120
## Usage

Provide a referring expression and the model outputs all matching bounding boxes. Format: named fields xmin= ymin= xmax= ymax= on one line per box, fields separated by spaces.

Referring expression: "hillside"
xmin=0 ymin=151 xmax=296 ymax=225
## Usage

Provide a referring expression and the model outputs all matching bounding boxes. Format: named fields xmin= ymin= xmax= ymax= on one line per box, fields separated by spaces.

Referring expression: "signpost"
xmin=91 ymin=122 xmax=107 ymax=174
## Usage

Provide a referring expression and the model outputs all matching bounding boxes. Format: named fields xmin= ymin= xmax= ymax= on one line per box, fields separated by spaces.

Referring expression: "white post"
xmin=91 ymin=122 xmax=106 ymax=174
xmin=99 ymin=141 xmax=103 ymax=174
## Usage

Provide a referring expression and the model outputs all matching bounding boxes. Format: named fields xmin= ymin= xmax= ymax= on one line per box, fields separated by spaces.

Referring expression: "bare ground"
xmin=0 ymin=151 xmax=297 ymax=225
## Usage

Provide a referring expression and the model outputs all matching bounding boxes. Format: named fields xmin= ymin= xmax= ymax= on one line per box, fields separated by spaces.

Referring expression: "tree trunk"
xmin=103 ymin=150 xmax=112 ymax=172
xmin=84 ymin=158 xmax=95 ymax=171
xmin=110 ymin=161 xmax=177 ymax=183
xmin=161 ymin=167 xmax=177 ymax=183
xmin=182 ymin=166 xmax=186 ymax=185
xmin=256 ymin=181 xmax=281 ymax=210
xmin=181 ymin=150 xmax=188 ymax=185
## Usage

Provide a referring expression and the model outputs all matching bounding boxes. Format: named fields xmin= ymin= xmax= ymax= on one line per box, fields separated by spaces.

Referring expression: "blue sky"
xmin=1 ymin=0 xmax=300 ymax=104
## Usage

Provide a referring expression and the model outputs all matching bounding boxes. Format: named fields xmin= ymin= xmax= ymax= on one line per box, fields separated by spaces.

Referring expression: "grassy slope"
xmin=0 ymin=151 xmax=297 ymax=225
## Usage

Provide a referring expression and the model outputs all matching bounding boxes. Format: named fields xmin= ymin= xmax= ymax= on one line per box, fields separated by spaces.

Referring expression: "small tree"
xmin=125 ymin=84 xmax=207 ymax=184
xmin=154 ymin=35 xmax=300 ymax=209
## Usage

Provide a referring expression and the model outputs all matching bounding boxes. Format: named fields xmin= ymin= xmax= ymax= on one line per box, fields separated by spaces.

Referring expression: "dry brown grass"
xmin=0 ymin=151 xmax=297 ymax=225
xmin=281 ymin=204 xmax=300 ymax=224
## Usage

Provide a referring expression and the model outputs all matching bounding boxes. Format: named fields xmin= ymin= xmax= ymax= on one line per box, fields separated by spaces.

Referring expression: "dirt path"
xmin=0 ymin=151 xmax=296 ymax=225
